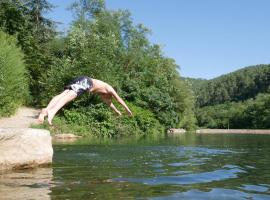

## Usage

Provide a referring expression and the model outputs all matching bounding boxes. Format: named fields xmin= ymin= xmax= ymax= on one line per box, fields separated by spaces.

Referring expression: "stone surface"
xmin=53 ymin=133 xmax=81 ymax=139
xmin=53 ymin=134 xmax=82 ymax=143
xmin=0 ymin=107 xmax=39 ymax=128
xmin=0 ymin=128 xmax=53 ymax=171
xmin=196 ymin=129 xmax=270 ymax=134
xmin=167 ymin=128 xmax=186 ymax=134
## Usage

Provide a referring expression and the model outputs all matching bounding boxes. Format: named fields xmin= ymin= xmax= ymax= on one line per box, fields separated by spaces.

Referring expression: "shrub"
xmin=0 ymin=31 xmax=28 ymax=117
xmin=34 ymin=102 xmax=164 ymax=137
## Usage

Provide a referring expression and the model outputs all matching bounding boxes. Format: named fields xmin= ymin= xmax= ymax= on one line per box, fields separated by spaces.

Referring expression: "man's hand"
xmin=116 ymin=110 xmax=122 ymax=116
xmin=127 ymin=109 xmax=132 ymax=116
xmin=110 ymin=89 xmax=133 ymax=117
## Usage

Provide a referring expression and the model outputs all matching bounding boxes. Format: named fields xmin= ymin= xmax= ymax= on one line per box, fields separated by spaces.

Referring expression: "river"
xmin=1 ymin=133 xmax=270 ymax=199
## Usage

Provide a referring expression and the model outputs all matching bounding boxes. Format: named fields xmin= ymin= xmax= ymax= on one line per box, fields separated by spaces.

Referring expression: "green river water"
xmin=1 ymin=133 xmax=270 ymax=199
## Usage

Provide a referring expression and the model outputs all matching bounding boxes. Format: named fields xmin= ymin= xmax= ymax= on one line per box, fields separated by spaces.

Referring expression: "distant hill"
xmin=185 ymin=64 xmax=270 ymax=107
xmin=182 ymin=77 xmax=208 ymax=97
xmin=184 ymin=64 xmax=270 ymax=129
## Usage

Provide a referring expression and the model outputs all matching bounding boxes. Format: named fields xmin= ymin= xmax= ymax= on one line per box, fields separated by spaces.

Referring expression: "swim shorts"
xmin=64 ymin=76 xmax=93 ymax=96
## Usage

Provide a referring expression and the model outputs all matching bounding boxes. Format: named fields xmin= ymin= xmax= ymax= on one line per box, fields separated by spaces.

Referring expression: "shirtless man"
xmin=38 ymin=76 xmax=132 ymax=125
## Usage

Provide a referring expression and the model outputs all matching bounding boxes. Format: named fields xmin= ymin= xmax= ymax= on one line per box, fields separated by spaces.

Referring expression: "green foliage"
xmin=193 ymin=65 xmax=270 ymax=107
xmin=183 ymin=77 xmax=208 ymax=98
xmin=0 ymin=0 xmax=195 ymax=136
xmin=2 ymin=0 xmax=269 ymax=133
xmin=36 ymin=102 xmax=164 ymax=137
xmin=38 ymin=0 xmax=196 ymax=135
xmin=243 ymin=94 xmax=270 ymax=128
xmin=0 ymin=0 xmax=56 ymax=103
xmin=190 ymin=64 xmax=270 ymax=129
xmin=0 ymin=31 xmax=28 ymax=116
xmin=196 ymin=93 xmax=270 ymax=129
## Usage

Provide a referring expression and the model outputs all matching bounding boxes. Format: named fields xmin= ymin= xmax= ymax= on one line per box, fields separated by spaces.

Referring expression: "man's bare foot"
xmin=47 ymin=110 xmax=53 ymax=125
xmin=37 ymin=109 xmax=47 ymax=124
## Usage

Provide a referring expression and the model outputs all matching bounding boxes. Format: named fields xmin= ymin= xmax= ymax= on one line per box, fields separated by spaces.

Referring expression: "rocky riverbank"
xmin=0 ymin=107 xmax=53 ymax=171
xmin=0 ymin=128 xmax=53 ymax=171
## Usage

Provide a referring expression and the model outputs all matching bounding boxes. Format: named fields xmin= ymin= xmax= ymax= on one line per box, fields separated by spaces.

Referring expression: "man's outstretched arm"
xmin=100 ymin=95 xmax=122 ymax=115
xmin=110 ymin=90 xmax=132 ymax=116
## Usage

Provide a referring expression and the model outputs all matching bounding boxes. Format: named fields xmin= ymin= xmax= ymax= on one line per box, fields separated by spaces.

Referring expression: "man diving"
xmin=38 ymin=76 xmax=132 ymax=125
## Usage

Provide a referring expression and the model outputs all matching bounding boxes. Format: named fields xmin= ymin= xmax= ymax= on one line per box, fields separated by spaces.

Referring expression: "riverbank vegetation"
xmin=0 ymin=0 xmax=196 ymax=136
xmin=186 ymin=64 xmax=270 ymax=129
xmin=0 ymin=31 xmax=29 ymax=117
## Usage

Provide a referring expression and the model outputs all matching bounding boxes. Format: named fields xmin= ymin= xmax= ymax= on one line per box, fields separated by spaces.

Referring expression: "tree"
xmin=39 ymin=0 xmax=196 ymax=134
xmin=0 ymin=0 xmax=56 ymax=103
xmin=0 ymin=31 xmax=29 ymax=116
xmin=195 ymin=64 xmax=270 ymax=107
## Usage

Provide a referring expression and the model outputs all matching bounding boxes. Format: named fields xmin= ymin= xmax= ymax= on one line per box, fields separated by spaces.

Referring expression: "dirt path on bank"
xmin=0 ymin=107 xmax=40 ymax=128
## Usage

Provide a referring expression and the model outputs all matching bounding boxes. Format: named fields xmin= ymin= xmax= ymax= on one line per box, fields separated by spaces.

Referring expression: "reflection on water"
xmin=1 ymin=133 xmax=270 ymax=199
xmin=0 ymin=167 xmax=52 ymax=200
xmin=151 ymin=188 xmax=270 ymax=200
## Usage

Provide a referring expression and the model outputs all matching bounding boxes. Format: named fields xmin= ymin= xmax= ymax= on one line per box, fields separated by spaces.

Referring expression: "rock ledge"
xmin=0 ymin=128 xmax=53 ymax=171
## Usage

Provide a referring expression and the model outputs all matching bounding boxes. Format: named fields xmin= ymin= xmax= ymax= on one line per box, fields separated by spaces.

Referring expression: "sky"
xmin=46 ymin=0 xmax=270 ymax=79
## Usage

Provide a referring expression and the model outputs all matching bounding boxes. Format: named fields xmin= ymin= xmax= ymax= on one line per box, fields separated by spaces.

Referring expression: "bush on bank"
xmin=34 ymin=102 xmax=164 ymax=137
xmin=0 ymin=31 xmax=28 ymax=117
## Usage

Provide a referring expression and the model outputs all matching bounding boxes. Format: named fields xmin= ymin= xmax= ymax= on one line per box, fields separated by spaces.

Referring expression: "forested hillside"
xmin=193 ymin=65 xmax=270 ymax=107
xmin=188 ymin=64 xmax=270 ymax=129
xmin=0 ymin=0 xmax=196 ymax=136
xmin=182 ymin=77 xmax=207 ymax=100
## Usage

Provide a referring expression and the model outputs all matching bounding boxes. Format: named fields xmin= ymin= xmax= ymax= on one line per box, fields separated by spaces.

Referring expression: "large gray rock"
xmin=0 ymin=128 xmax=53 ymax=171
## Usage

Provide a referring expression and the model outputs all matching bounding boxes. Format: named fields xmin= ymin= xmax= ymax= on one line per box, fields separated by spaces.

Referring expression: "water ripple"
xmin=114 ymin=165 xmax=246 ymax=185
xmin=240 ymin=184 xmax=270 ymax=193
xmin=150 ymin=188 xmax=270 ymax=200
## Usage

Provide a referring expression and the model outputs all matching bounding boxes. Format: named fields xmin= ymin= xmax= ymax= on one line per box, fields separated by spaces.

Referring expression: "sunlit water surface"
xmin=1 ymin=133 xmax=270 ymax=199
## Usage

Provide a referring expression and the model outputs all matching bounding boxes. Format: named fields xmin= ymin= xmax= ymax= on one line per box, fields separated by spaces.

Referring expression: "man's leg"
xmin=38 ymin=90 xmax=70 ymax=123
xmin=46 ymin=90 xmax=70 ymax=110
xmin=47 ymin=90 xmax=77 ymax=125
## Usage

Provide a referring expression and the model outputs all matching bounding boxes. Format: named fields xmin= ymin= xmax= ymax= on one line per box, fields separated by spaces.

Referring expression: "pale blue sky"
xmin=47 ymin=0 xmax=270 ymax=79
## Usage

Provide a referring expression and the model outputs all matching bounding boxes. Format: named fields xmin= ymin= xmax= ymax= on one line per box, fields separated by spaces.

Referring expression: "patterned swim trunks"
xmin=64 ymin=76 xmax=93 ymax=96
